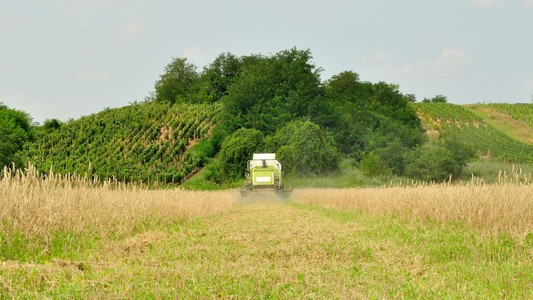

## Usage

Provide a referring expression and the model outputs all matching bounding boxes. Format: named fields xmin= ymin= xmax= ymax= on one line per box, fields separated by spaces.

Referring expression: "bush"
xmin=404 ymin=144 xmax=460 ymax=181
xmin=402 ymin=132 xmax=476 ymax=182
xmin=182 ymin=139 xmax=215 ymax=169
xmin=42 ymin=119 xmax=62 ymax=132
xmin=270 ymin=120 xmax=339 ymax=176
xmin=359 ymin=152 xmax=388 ymax=177
xmin=440 ymin=134 xmax=477 ymax=168
xmin=212 ymin=128 xmax=264 ymax=182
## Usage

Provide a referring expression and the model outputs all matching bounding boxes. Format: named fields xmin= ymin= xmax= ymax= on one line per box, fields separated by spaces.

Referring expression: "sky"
xmin=1 ymin=0 xmax=533 ymax=124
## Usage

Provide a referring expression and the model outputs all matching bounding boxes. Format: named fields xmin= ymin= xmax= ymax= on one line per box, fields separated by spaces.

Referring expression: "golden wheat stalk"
xmin=0 ymin=165 xmax=236 ymax=239
xmin=294 ymin=182 xmax=533 ymax=240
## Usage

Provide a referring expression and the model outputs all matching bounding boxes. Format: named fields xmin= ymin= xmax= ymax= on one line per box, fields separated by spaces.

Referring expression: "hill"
xmin=19 ymin=100 xmax=533 ymax=186
xmin=21 ymin=101 xmax=221 ymax=184
xmin=476 ymin=103 xmax=532 ymax=127
xmin=414 ymin=103 xmax=533 ymax=163
xmin=11 ymin=48 xmax=532 ymax=184
xmin=464 ymin=103 xmax=533 ymax=144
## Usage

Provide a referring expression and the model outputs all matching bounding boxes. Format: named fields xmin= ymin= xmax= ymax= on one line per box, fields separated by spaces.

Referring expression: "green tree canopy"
xmin=269 ymin=120 xmax=339 ymax=176
xmin=404 ymin=144 xmax=459 ymax=182
xmin=154 ymin=58 xmax=199 ymax=103
xmin=42 ymin=118 xmax=62 ymax=132
xmin=403 ymin=135 xmax=476 ymax=182
xmin=215 ymin=128 xmax=265 ymax=181
xmin=323 ymin=72 xmax=425 ymax=159
xmin=0 ymin=103 xmax=33 ymax=168
xmin=222 ymin=48 xmax=323 ymax=134
xmin=422 ymin=95 xmax=448 ymax=103
xmin=199 ymin=53 xmax=243 ymax=103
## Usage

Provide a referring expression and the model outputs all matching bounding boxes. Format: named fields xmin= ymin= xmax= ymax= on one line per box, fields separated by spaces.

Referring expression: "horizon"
xmin=2 ymin=0 xmax=533 ymax=124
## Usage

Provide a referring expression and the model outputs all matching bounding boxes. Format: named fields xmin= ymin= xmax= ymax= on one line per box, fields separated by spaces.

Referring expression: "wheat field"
xmin=0 ymin=165 xmax=236 ymax=239
xmin=293 ymin=181 xmax=533 ymax=241
xmin=1 ymin=165 xmax=532 ymax=298
xmin=2 ymin=165 xmax=532 ymax=241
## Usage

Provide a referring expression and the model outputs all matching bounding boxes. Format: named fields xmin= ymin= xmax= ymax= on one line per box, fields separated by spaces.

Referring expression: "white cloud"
xmin=117 ymin=21 xmax=146 ymax=39
xmin=400 ymin=48 xmax=470 ymax=77
xmin=471 ymin=0 xmax=502 ymax=9
xmin=75 ymin=70 xmax=112 ymax=83
xmin=526 ymin=79 xmax=533 ymax=87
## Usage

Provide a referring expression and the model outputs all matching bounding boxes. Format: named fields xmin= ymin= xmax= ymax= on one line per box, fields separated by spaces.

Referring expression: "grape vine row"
xmin=413 ymin=103 xmax=533 ymax=163
xmin=22 ymin=102 xmax=222 ymax=184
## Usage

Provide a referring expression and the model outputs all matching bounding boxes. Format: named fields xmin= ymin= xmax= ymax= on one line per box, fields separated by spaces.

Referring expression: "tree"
xmin=439 ymin=133 xmax=477 ymax=168
xmin=404 ymin=94 xmax=417 ymax=102
xmin=154 ymin=58 xmax=199 ymax=103
xmin=222 ymin=48 xmax=323 ymax=134
xmin=199 ymin=53 xmax=242 ymax=102
xmin=323 ymin=73 xmax=425 ymax=159
xmin=212 ymin=128 xmax=264 ymax=182
xmin=324 ymin=71 xmax=361 ymax=97
xmin=269 ymin=120 xmax=339 ymax=176
xmin=404 ymin=144 xmax=459 ymax=181
xmin=431 ymin=95 xmax=448 ymax=103
xmin=0 ymin=103 xmax=33 ymax=168
xmin=359 ymin=152 xmax=388 ymax=177
xmin=42 ymin=118 xmax=62 ymax=132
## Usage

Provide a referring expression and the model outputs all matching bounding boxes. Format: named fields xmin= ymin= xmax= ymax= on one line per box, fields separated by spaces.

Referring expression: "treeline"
xmin=152 ymin=48 xmax=471 ymax=182
xmin=3 ymin=48 xmax=481 ymax=183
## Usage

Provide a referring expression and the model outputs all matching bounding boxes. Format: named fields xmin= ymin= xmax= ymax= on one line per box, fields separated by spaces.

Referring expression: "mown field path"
xmin=2 ymin=199 xmax=532 ymax=299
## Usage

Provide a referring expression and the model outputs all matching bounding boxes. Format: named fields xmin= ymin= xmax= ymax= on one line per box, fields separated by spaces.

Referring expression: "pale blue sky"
xmin=1 ymin=0 xmax=532 ymax=123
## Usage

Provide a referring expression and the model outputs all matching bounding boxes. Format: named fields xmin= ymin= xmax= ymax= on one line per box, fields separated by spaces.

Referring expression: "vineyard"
xmin=413 ymin=103 xmax=533 ymax=163
xmin=21 ymin=102 xmax=222 ymax=184
xmin=477 ymin=103 xmax=533 ymax=127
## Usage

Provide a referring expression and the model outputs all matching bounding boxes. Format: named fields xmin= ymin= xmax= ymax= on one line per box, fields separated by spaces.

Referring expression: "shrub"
xmin=359 ymin=152 xmax=388 ymax=177
xmin=215 ymin=128 xmax=264 ymax=181
xmin=404 ymin=144 xmax=460 ymax=181
xmin=270 ymin=120 xmax=339 ymax=176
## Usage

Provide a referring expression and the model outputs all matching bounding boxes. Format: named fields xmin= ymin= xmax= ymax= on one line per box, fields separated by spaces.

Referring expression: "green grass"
xmin=462 ymin=157 xmax=533 ymax=183
xmin=0 ymin=230 xmax=100 ymax=263
xmin=482 ymin=103 xmax=533 ymax=127
xmin=283 ymin=158 xmax=404 ymax=188
xmin=2 ymin=201 xmax=531 ymax=298
xmin=464 ymin=104 xmax=533 ymax=144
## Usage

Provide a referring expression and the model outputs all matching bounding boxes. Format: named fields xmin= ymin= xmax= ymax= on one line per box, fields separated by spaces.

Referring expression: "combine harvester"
xmin=241 ymin=153 xmax=291 ymax=198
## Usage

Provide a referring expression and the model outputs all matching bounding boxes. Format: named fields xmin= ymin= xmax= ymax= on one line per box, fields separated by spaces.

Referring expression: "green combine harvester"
xmin=241 ymin=153 xmax=290 ymax=198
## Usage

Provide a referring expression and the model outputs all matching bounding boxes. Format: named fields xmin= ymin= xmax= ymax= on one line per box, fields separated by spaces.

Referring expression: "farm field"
xmin=414 ymin=103 xmax=533 ymax=163
xmin=21 ymin=102 xmax=222 ymax=184
xmin=1 ymin=169 xmax=532 ymax=298
xmin=464 ymin=104 xmax=533 ymax=144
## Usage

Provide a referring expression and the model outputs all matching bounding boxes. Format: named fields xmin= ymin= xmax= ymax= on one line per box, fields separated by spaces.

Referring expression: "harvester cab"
xmin=242 ymin=153 xmax=290 ymax=197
